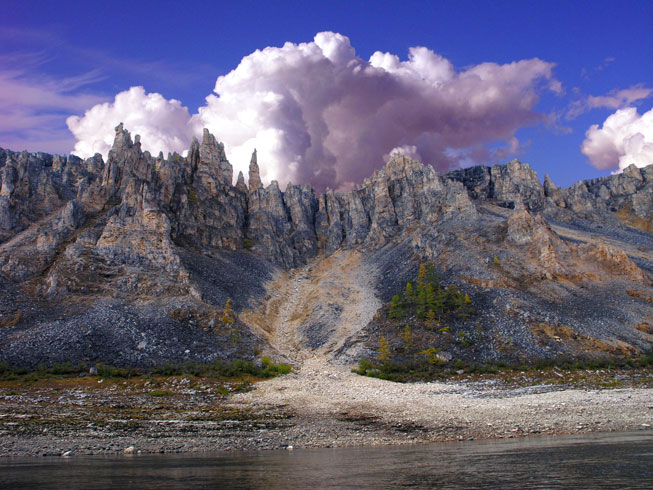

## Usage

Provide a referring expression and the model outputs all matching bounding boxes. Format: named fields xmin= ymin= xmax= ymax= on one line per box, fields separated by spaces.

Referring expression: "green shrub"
xmin=354 ymin=357 xmax=373 ymax=374
xmin=261 ymin=356 xmax=273 ymax=367
xmin=274 ymin=363 xmax=292 ymax=375
xmin=96 ymin=363 xmax=137 ymax=378
xmin=150 ymin=389 xmax=173 ymax=397
xmin=50 ymin=362 xmax=75 ymax=375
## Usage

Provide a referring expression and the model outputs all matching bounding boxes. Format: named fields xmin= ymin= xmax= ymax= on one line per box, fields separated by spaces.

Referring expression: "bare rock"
xmin=490 ymin=159 xmax=545 ymax=211
xmin=236 ymin=171 xmax=247 ymax=192
xmin=199 ymin=128 xmax=232 ymax=187
xmin=248 ymin=150 xmax=262 ymax=192
xmin=582 ymin=241 xmax=648 ymax=283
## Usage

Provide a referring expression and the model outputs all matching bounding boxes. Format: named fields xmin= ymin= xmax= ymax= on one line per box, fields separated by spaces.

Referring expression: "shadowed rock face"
xmin=0 ymin=124 xmax=651 ymax=368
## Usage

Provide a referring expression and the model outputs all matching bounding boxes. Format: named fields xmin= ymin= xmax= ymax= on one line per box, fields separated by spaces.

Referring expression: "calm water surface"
xmin=1 ymin=432 xmax=651 ymax=489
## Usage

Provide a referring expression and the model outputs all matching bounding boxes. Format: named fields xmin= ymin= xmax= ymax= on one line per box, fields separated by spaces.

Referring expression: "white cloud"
xmin=581 ymin=107 xmax=653 ymax=172
xmin=384 ymin=145 xmax=421 ymax=163
xmin=567 ymin=84 xmax=652 ymax=120
xmin=0 ymin=59 xmax=107 ymax=153
xmin=67 ymin=86 xmax=192 ymax=158
xmin=587 ymin=85 xmax=652 ymax=109
xmin=67 ymin=32 xmax=560 ymax=190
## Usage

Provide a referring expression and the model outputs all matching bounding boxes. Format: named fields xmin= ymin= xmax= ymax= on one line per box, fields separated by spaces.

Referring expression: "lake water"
xmin=1 ymin=432 xmax=651 ymax=489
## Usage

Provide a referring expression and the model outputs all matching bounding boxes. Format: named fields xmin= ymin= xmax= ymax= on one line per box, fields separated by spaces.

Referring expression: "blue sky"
xmin=2 ymin=0 xmax=652 ymax=189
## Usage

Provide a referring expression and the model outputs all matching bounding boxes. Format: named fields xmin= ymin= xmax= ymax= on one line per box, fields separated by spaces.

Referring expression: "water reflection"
xmin=1 ymin=432 xmax=651 ymax=489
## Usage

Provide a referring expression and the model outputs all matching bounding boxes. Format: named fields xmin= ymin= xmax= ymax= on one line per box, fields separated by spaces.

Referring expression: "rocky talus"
xmin=0 ymin=125 xmax=651 ymax=368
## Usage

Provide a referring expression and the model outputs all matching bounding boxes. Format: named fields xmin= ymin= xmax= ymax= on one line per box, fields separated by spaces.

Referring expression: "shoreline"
xmin=1 ymin=361 xmax=651 ymax=458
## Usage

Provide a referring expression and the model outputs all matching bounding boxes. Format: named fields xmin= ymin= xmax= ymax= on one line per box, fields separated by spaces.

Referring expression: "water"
xmin=1 ymin=432 xmax=651 ymax=489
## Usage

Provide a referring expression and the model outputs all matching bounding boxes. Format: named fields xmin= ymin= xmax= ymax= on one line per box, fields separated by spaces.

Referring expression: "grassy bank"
xmin=0 ymin=357 xmax=291 ymax=385
xmin=353 ymin=351 xmax=653 ymax=387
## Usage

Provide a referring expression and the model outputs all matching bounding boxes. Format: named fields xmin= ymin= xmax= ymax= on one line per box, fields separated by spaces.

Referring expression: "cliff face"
xmin=0 ymin=125 xmax=651 ymax=368
xmin=2 ymin=126 xmax=650 ymax=274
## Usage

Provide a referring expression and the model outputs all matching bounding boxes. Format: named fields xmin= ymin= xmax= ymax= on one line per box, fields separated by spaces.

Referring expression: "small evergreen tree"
xmin=405 ymin=281 xmax=414 ymax=302
xmin=426 ymin=263 xmax=440 ymax=286
xmin=222 ymin=299 xmax=235 ymax=326
xmin=460 ymin=293 xmax=473 ymax=319
xmin=444 ymin=285 xmax=460 ymax=311
xmin=417 ymin=263 xmax=427 ymax=287
xmin=417 ymin=288 xmax=427 ymax=319
xmin=378 ymin=336 xmax=390 ymax=361
xmin=433 ymin=288 xmax=446 ymax=321
xmin=427 ymin=309 xmax=436 ymax=322
xmin=403 ymin=324 xmax=412 ymax=349
xmin=425 ymin=283 xmax=436 ymax=311
xmin=389 ymin=294 xmax=403 ymax=319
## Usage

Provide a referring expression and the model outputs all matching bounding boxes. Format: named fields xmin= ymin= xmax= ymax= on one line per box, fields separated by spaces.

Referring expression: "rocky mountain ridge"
xmin=0 ymin=125 xmax=651 ymax=368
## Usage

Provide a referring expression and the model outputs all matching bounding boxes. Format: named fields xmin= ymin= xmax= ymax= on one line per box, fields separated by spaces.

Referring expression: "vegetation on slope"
xmin=354 ymin=262 xmax=653 ymax=382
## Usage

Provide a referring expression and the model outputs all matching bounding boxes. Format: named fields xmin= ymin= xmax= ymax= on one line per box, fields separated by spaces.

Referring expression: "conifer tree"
xmin=378 ymin=336 xmax=390 ymax=361
xmin=222 ymin=299 xmax=235 ymax=326
xmin=444 ymin=285 xmax=459 ymax=311
xmin=417 ymin=263 xmax=427 ymax=287
xmin=405 ymin=281 xmax=414 ymax=302
xmin=426 ymin=283 xmax=436 ymax=310
xmin=434 ymin=288 xmax=446 ymax=321
xmin=460 ymin=293 xmax=473 ymax=319
xmin=403 ymin=324 xmax=412 ymax=349
xmin=426 ymin=263 xmax=440 ymax=287
xmin=389 ymin=294 xmax=403 ymax=319
xmin=417 ymin=288 xmax=427 ymax=319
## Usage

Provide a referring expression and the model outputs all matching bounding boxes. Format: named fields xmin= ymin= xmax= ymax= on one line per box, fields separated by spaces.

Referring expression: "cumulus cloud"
xmin=67 ymin=32 xmax=560 ymax=190
xmin=581 ymin=107 xmax=653 ymax=172
xmin=67 ymin=86 xmax=192 ymax=158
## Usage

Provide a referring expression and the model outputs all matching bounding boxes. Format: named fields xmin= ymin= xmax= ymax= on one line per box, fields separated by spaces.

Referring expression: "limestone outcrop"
xmin=1 ymin=126 xmax=650 ymax=272
xmin=0 ymin=125 xmax=651 ymax=368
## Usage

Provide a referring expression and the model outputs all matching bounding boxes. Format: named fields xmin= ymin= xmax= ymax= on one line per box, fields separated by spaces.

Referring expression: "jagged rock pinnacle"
xmin=111 ymin=123 xmax=132 ymax=151
xmin=200 ymin=128 xmax=226 ymax=164
xmin=543 ymin=173 xmax=558 ymax=196
xmin=199 ymin=128 xmax=232 ymax=185
xmin=236 ymin=171 xmax=247 ymax=192
xmin=248 ymin=149 xmax=262 ymax=191
xmin=187 ymin=136 xmax=200 ymax=168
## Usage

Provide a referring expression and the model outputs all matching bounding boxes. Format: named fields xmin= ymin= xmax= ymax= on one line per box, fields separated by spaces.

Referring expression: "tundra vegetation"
xmin=0 ymin=357 xmax=291 ymax=384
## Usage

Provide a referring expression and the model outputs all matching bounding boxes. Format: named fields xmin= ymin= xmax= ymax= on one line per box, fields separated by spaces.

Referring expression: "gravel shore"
xmin=1 ymin=360 xmax=651 ymax=458
xmin=231 ymin=357 xmax=652 ymax=445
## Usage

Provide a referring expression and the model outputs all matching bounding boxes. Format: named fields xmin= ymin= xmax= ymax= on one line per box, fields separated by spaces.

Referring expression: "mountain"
xmin=0 ymin=124 xmax=651 ymax=369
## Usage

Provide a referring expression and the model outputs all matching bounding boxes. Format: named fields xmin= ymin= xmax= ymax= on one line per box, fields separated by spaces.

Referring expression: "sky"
xmin=1 ymin=0 xmax=652 ymax=191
